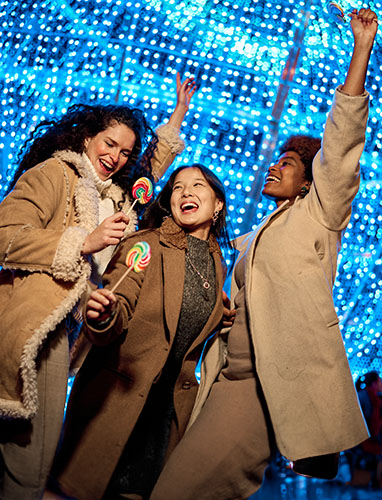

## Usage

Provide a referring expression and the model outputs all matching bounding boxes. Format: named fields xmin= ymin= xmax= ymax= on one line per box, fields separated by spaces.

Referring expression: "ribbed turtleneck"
xmin=82 ymin=153 xmax=113 ymax=197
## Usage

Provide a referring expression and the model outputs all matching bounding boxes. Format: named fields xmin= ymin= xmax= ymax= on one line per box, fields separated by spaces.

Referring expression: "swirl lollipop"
xmin=110 ymin=241 xmax=151 ymax=292
xmin=326 ymin=1 xmax=346 ymax=22
xmin=124 ymin=177 xmax=153 ymax=216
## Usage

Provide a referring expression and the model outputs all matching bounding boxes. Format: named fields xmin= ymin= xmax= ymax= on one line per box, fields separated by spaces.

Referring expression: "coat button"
xmin=182 ymin=381 xmax=191 ymax=390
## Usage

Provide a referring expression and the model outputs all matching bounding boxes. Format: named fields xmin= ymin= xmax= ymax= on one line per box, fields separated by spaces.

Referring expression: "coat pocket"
xmin=297 ymin=268 xmax=339 ymax=329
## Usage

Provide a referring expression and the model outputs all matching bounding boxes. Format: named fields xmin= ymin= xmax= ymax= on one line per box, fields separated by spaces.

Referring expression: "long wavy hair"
xmin=140 ymin=163 xmax=235 ymax=264
xmin=5 ymin=104 xmax=158 ymax=205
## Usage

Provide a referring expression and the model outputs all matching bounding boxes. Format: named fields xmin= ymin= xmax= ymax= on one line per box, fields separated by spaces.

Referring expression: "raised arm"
xmin=151 ymin=73 xmax=197 ymax=181
xmin=342 ymin=8 xmax=379 ymax=95
xmin=307 ymin=8 xmax=378 ymax=230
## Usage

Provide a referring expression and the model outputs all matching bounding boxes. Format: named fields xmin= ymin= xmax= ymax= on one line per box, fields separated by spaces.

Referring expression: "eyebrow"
xmin=279 ymin=155 xmax=298 ymax=164
xmin=105 ymin=136 xmax=133 ymax=152
xmin=173 ymin=177 xmax=207 ymax=185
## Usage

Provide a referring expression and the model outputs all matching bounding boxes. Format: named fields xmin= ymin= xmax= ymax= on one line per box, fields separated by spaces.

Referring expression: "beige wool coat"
xmin=189 ymin=88 xmax=370 ymax=461
xmin=0 ymin=127 xmax=182 ymax=420
xmin=54 ymin=218 xmax=225 ymax=500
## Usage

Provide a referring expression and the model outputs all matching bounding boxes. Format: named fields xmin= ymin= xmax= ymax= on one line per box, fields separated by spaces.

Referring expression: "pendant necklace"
xmin=186 ymin=253 xmax=210 ymax=290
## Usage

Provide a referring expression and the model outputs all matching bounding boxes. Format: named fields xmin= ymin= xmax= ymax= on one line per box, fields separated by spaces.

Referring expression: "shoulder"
xmin=122 ymin=228 xmax=161 ymax=250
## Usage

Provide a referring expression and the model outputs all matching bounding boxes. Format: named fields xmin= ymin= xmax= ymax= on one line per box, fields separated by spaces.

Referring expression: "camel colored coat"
xmin=189 ymin=88 xmax=369 ymax=460
xmin=54 ymin=219 xmax=224 ymax=500
xmin=0 ymin=127 xmax=182 ymax=420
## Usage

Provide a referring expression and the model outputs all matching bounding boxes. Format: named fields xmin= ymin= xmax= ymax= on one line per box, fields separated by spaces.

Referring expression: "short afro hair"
xmin=279 ymin=135 xmax=321 ymax=183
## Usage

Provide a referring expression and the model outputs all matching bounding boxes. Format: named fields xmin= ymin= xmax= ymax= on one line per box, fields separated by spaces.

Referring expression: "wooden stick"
xmin=110 ymin=264 xmax=134 ymax=292
xmin=124 ymin=199 xmax=138 ymax=217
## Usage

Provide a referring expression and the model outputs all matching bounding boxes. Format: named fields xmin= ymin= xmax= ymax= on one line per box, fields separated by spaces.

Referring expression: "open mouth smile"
xmin=265 ymin=175 xmax=281 ymax=184
xmin=180 ymin=201 xmax=199 ymax=213
xmin=100 ymin=159 xmax=115 ymax=173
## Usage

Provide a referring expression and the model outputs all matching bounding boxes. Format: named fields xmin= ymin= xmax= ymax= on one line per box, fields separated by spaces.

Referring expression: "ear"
xmin=215 ymin=199 xmax=224 ymax=213
xmin=84 ymin=137 xmax=90 ymax=150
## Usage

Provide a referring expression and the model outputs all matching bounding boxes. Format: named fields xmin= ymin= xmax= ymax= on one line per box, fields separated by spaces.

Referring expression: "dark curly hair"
xmin=279 ymin=135 xmax=321 ymax=182
xmin=5 ymin=104 xmax=158 ymax=203
xmin=140 ymin=164 xmax=235 ymax=264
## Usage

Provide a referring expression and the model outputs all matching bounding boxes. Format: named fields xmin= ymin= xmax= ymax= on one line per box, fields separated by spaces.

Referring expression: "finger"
xmin=222 ymin=319 xmax=234 ymax=328
xmin=87 ymin=309 xmax=102 ymax=320
xmin=176 ymin=72 xmax=181 ymax=91
xmin=222 ymin=290 xmax=231 ymax=308
xmin=113 ymin=212 xmax=130 ymax=224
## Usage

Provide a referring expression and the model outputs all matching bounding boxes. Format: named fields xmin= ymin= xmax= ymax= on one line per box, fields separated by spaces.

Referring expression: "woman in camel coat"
xmin=0 ymin=73 xmax=194 ymax=500
xmin=53 ymin=164 xmax=232 ymax=499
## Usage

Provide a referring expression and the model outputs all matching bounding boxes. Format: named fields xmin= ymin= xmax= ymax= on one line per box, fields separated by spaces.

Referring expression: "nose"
xmin=109 ymin=149 xmax=120 ymax=165
xmin=181 ymin=186 xmax=193 ymax=197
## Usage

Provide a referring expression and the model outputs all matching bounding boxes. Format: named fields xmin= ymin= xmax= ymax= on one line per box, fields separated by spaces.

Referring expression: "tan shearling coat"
xmin=0 ymin=128 xmax=182 ymax=420
xmin=54 ymin=218 xmax=224 ymax=500
xmin=189 ymin=88 xmax=370 ymax=460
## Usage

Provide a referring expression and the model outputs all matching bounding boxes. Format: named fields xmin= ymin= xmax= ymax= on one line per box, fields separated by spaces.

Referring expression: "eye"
xmin=121 ymin=151 xmax=130 ymax=158
xmin=172 ymin=185 xmax=182 ymax=191
xmin=105 ymin=141 xmax=113 ymax=147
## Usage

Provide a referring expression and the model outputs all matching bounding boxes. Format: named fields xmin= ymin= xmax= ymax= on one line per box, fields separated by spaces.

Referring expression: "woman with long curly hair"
xmin=0 ymin=74 xmax=195 ymax=500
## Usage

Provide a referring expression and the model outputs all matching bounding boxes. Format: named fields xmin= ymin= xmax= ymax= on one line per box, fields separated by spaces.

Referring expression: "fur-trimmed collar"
xmin=53 ymin=150 xmax=125 ymax=204
xmin=159 ymin=217 xmax=221 ymax=254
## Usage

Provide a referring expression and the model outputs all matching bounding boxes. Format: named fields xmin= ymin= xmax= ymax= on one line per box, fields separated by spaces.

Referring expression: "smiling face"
xmin=262 ymin=151 xmax=311 ymax=207
xmin=84 ymin=122 xmax=136 ymax=181
xmin=170 ymin=167 xmax=223 ymax=240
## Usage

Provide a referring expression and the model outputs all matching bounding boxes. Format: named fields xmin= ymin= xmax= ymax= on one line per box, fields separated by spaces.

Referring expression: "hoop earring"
xmin=300 ymin=186 xmax=310 ymax=197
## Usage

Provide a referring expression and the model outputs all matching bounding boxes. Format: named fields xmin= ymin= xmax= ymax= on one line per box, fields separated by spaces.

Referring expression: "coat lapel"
xmin=162 ymin=245 xmax=185 ymax=342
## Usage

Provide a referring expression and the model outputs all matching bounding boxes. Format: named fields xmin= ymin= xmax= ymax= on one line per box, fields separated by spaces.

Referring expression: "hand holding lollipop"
xmin=110 ymin=241 xmax=151 ymax=292
xmin=86 ymin=242 xmax=151 ymax=322
xmin=125 ymin=177 xmax=153 ymax=216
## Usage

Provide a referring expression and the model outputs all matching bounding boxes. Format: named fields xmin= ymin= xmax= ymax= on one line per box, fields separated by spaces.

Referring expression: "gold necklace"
xmin=185 ymin=253 xmax=210 ymax=289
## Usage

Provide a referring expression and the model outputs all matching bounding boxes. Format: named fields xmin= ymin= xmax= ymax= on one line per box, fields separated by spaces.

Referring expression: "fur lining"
xmin=0 ymin=149 xmax=140 ymax=419
xmin=11 ymin=270 xmax=89 ymax=419
xmin=156 ymin=124 xmax=186 ymax=155
xmin=51 ymin=227 xmax=90 ymax=281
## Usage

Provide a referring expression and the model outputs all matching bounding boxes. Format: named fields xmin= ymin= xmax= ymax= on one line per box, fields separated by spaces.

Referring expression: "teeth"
xmin=100 ymin=159 xmax=113 ymax=171
xmin=181 ymin=202 xmax=198 ymax=211
xmin=266 ymin=175 xmax=280 ymax=183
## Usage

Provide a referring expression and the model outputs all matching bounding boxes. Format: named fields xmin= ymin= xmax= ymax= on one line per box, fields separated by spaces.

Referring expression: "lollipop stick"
xmin=110 ymin=264 xmax=134 ymax=292
xmin=124 ymin=199 xmax=138 ymax=217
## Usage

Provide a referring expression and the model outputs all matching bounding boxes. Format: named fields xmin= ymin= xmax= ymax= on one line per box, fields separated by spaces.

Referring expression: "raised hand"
xmin=168 ymin=73 xmax=197 ymax=129
xmin=342 ymin=8 xmax=378 ymax=95
xmin=349 ymin=8 xmax=378 ymax=48
xmin=82 ymin=211 xmax=130 ymax=255
xmin=176 ymin=72 xmax=197 ymax=110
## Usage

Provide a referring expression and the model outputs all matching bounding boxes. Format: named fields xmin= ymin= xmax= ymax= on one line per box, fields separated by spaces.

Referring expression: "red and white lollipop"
xmin=110 ymin=241 xmax=151 ymax=292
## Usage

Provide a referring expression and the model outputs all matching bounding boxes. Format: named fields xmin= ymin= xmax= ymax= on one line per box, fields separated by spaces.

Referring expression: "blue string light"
xmin=0 ymin=0 xmax=381 ymax=379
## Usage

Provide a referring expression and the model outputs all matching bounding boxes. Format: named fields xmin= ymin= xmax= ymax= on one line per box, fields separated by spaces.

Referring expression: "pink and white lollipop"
xmin=110 ymin=241 xmax=151 ymax=292
xmin=125 ymin=177 xmax=153 ymax=216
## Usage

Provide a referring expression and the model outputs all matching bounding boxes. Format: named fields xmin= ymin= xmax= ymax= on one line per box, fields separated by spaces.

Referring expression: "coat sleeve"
xmin=306 ymin=87 xmax=369 ymax=231
xmin=0 ymin=161 xmax=89 ymax=281
xmin=82 ymin=235 xmax=149 ymax=346
xmin=151 ymin=124 xmax=186 ymax=181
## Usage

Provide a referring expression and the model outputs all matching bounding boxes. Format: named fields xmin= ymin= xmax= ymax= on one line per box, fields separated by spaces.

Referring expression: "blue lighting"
xmin=0 ymin=0 xmax=381 ymax=379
